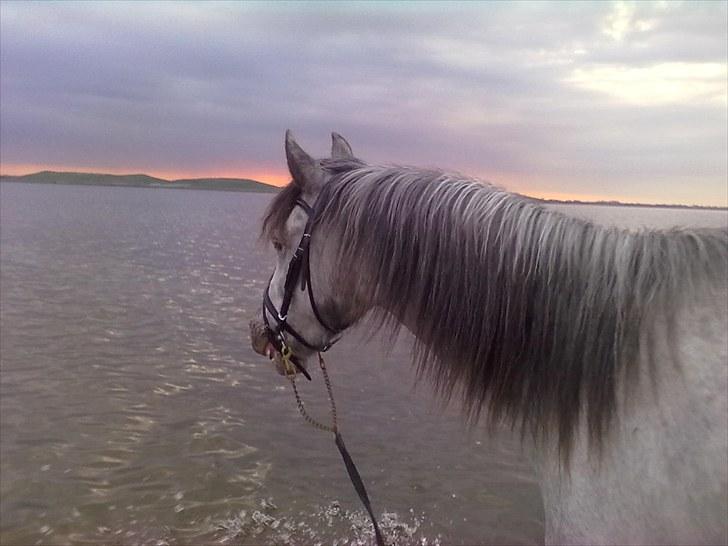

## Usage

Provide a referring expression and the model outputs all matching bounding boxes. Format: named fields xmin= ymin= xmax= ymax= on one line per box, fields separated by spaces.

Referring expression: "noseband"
xmin=263 ymin=197 xmax=341 ymax=366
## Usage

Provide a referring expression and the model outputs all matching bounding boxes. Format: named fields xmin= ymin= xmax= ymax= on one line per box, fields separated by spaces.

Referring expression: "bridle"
xmin=262 ymin=196 xmax=341 ymax=377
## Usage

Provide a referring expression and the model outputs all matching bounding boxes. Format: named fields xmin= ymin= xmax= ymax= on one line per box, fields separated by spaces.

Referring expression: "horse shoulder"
xmin=539 ymin=288 xmax=727 ymax=545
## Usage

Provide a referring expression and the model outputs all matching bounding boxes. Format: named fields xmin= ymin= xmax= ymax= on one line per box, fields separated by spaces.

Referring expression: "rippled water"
xmin=1 ymin=183 xmax=544 ymax=546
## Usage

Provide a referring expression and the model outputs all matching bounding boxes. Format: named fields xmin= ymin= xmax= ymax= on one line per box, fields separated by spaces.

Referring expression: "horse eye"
xmin=273 ymin=241 xmax=283 ymax=252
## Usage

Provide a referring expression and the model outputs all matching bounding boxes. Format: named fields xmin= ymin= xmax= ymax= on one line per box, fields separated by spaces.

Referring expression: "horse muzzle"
xmin=248 ymin=319 xmax=309 ymax=378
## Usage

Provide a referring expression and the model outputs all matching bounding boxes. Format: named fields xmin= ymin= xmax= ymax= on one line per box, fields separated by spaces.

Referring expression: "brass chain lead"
xmin=287 ymin=352 xmax=338 ymax=434
xmin=318 ymin=352 xmax=337 ymax=431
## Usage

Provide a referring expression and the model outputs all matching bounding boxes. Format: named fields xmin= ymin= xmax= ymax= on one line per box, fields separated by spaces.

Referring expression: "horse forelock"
xmin=312 ymin=164 xmax=728 ymax=465
xmin=261 ymin=181 xmax=300 ymax=243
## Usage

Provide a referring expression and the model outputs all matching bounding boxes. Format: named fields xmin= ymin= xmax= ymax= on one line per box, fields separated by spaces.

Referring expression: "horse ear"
xmin=285 ymin=130 xmax=322 ymax=189
xmin=331 ymin=132 xmax=354 ymax=159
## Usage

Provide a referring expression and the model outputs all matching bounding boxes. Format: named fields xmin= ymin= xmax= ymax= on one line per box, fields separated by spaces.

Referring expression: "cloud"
xmin=1 ymin=0 xmax=726 ymax=204
xmin=565 ymin=62 xmax=727 ymax=106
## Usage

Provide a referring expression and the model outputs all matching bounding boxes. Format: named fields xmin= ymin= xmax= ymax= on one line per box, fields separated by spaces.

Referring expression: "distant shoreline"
xmin=1 ymin=170 xmax=725 ymax=210
xmin=534 ymin=197 xmax=727 ymax=211
xmin=0 ymin=170 xmax=278 ymax=193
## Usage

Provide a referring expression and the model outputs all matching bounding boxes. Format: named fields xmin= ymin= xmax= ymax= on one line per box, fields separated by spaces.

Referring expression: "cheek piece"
xmin=262 ymin=197 xmax=342 ymax=376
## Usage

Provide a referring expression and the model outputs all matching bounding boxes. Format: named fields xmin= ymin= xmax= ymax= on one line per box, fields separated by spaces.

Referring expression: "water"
xmin=1 ymin=183 xmax=724 ymax=545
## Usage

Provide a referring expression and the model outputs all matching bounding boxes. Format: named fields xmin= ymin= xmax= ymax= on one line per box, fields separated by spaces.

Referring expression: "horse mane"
xmin=304 ymin=161 xmax=727 ymax=464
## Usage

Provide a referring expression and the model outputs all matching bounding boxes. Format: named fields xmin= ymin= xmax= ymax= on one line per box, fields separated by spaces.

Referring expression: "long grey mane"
xmin=266 ymin=160 xmax=728 ymax=462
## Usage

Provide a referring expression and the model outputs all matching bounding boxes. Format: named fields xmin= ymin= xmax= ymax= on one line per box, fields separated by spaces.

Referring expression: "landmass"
xmin=0 ymin=171 xmax=278 ymax=193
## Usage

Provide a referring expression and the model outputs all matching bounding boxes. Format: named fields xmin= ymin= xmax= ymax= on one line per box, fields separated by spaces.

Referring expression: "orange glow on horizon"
xmin=0 ymin=163 xmax=602 ymax=200
xmin=2 ymin=162 xmax=718 ymax=206
xmin=479 ymin=172 xmax=621 ymax=204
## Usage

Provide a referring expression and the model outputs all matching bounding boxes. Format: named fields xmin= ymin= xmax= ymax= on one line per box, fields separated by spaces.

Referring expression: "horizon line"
xmin=3 ymin=167 xmax=727 ymax=210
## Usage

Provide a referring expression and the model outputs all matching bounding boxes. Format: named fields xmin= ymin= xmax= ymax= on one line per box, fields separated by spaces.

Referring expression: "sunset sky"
xmin=1 ymin=1 xmax=726 ymax=205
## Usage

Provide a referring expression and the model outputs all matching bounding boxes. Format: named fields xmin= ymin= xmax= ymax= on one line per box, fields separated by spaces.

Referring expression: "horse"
xmin=249 ymin=131 xmax=728 ymax=545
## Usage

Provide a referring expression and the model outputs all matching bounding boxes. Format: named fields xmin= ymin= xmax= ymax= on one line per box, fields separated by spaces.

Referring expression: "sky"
xmin=1 ymin=1 xmax=726 ymax=205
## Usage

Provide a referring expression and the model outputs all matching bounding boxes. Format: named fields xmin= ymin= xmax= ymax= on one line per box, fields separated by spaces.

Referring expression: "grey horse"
xmin=250 ymin=131 xmax=727 ymax=545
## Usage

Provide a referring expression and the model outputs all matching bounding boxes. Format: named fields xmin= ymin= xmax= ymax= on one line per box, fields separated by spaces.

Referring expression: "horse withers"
xmin=249 ymin=131 xmax=728 ymax=545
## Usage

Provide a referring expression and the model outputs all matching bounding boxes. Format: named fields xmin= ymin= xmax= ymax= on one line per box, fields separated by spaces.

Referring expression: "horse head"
xmin=249 ymin=130 xmax=362 ymax=377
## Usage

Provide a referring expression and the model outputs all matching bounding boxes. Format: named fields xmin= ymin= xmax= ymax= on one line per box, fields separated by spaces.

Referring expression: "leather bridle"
xmin=262 ymin=197 xmax=341 ymax=377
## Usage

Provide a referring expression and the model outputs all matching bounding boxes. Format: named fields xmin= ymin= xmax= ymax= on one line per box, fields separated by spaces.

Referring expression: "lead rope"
xmin=287 ymin=353 xmax=386 ymax=546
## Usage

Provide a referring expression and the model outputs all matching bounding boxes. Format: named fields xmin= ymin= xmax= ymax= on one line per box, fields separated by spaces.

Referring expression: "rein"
xmin=264 ymin=195 xmax=386 ymax=546
xmin=283 ymin=352 xmax=386 ymax=546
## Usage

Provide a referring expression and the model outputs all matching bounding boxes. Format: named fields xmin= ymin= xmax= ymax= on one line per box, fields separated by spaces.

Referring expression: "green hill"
xmin=0 ymin=171 xmax=279 ymax=193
